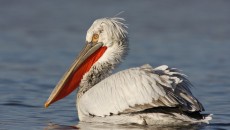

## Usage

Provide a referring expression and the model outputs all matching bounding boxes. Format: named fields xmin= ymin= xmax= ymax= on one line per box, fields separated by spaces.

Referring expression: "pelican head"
xmin=45 ymin=17 xmax=128 ymax=108
xmin=86 ymin=18 xmax=128 ymax=47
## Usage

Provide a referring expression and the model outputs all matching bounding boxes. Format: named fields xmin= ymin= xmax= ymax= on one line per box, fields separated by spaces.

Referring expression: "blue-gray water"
xmin=1 ymin=1 xmax=230 ymax=130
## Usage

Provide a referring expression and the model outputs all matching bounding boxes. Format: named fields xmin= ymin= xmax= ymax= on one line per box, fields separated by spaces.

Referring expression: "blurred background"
xmin=0 ymin=0 xmax=230 ymax=129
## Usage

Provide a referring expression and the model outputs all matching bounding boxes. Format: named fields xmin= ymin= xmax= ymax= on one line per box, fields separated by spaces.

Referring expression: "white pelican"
xmin=45 ymin=17 xmax=212 ymax=125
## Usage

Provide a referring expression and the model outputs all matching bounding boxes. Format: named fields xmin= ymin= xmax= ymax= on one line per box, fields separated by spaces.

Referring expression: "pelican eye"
xmin=92 ymin=34 xmax=99 ymax=43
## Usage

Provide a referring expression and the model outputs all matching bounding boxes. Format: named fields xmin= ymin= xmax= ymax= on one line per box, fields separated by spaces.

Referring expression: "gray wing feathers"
xmin=78 ymin=64 xmax=204 ymax=117
xmin=146 ymin=64 xmax=204 ymax=112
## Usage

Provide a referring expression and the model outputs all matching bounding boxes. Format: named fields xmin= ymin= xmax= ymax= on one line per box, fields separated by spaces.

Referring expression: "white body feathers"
xmin=77 ymin=65 xmax=211 ymax=125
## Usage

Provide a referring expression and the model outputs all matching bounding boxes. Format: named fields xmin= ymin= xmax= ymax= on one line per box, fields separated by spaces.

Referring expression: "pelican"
xmin=45 ymin=17 xmax=212 ymax=125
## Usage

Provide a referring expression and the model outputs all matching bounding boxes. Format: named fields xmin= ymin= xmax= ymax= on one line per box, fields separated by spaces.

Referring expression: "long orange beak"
xmin=44 ymin=42 xmax=107 ymax=108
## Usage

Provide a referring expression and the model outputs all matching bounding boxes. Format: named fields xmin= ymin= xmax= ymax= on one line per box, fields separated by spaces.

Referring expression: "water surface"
xmin=1 ymin=1 xmax=230 ymax=130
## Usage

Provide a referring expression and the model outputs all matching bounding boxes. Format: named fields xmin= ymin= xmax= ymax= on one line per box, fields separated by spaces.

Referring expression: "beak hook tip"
xmin=44 ymin=102 xmax=50 ymax=108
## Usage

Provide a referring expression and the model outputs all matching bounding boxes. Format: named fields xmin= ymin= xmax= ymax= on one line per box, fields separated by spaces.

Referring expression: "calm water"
xmin=1 ymin=1 xmax=230 ymax=130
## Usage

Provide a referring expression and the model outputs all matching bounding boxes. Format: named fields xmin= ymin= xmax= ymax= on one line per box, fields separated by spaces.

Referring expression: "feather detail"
xmin=78 ymin=64 xmax=204 ymax=119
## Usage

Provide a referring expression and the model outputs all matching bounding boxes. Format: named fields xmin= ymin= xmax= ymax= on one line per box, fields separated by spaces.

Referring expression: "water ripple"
xmin=1 ymin=100 xmax=38 ymax=108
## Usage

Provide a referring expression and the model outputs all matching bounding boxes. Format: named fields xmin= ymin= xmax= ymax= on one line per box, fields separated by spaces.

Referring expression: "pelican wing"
xmin=78 ymin=64 xmax=204 ymax=117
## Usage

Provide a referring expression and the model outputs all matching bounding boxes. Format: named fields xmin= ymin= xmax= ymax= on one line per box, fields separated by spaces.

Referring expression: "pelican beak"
xmin=44 ymin=42 xmax=107 ymax=108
